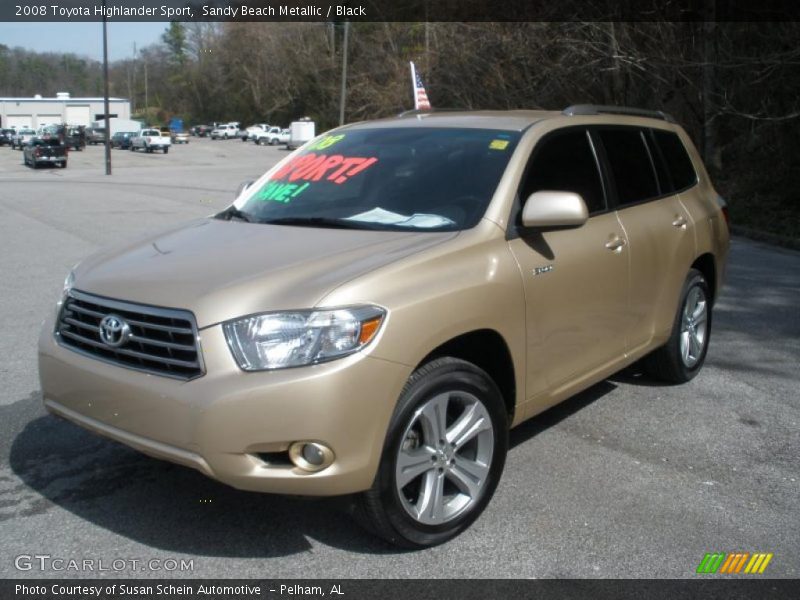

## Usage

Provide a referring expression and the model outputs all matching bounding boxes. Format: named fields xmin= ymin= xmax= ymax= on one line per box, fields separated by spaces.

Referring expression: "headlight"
xmin=223 ymin=305 xmax=386 ymax=371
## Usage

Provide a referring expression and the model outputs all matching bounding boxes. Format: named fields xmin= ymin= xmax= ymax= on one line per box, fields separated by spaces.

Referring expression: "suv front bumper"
xmin=38 ymin=314 xmax=410 ymax=496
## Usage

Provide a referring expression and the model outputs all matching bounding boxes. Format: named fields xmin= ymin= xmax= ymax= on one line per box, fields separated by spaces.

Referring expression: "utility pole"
xmin=102 ymin=0 xmax=111 ymax=175
xmin=144 ymin=57 xmax=149 ymax=120
xmin=339 ymin=21 xmax=349 ymax=126
xmin=132 ymin=41 xmax=136 ymax=114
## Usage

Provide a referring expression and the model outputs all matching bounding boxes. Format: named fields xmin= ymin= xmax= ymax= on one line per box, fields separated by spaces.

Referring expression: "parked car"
xmin=210 ymin=124 xmax=239 ymax=140
xmin=23 ymin=138 xmax=67 ymax=168
xmin=38 ymin=105 xmax=729 ymax=548
xmin=86 ymin=128 xmax=106 ymax=145
xmin=254 ymin=126 xmax=289 ymax=146
xmin=171 ymin=131 xmax=190 ymax=144
xmin=10 ymin=128 xmax=36 ymax=150
xmin=243 ymin=123 xmax=270 ymax=141
xmin=130 ymin=128 xmax=171 ymax=153
xmin=0 ymin=128 xmax=15 ymax=146
xmin=64 ymin=126 xmax=86 ymax=151
xmin=111 ymin=131 xmax=136 ymax=150
xmin=191 ymin=124 xmax=213 ymax=137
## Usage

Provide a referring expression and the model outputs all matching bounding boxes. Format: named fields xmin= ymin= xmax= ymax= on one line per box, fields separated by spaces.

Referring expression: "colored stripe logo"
xmin=696 ymin=552 xmax=773 ymax=574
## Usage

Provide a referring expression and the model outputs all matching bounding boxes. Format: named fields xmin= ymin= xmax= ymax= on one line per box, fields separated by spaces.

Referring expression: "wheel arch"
xmin=691 ymin=253 xmax=717 ymax=305
xmin=414 ymin=329 xmax=516 ymax=425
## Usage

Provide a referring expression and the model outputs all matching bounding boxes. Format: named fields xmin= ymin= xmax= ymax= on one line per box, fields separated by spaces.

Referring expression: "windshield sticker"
xmin=256 ymin=182 xmax=310 ymax=203
xmin=307 ymin=134 xmax=346 ymax=151
xmin=271 ymin=153 xmax=378 ymax=185
xmin=489 ymin=139 xmax=510 ymax=150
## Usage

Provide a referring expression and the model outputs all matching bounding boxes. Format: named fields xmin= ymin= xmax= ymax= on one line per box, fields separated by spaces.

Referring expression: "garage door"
xmin=36 ymin=114 xmax=61 ymax=128
xmin=65 ymin=105 xmax=91 ymax=127
xmin=6 ymin=115 xmax=32 ymax=129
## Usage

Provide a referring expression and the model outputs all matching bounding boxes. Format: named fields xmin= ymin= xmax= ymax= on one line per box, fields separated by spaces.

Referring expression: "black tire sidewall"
xmin=374 ymin=359 xmax=507 ymax=547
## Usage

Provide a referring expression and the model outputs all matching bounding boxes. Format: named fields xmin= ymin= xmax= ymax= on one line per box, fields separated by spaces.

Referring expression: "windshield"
xmin=232 ymin=127 xmax=520 ymax=231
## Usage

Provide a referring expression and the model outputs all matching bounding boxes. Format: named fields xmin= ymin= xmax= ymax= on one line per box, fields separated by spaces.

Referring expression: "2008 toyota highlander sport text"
xmin=38 ymin=106 xmax=729 ymax=547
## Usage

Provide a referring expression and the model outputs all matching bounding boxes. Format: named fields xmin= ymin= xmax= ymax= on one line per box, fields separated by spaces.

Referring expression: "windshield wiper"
xmin=216 ymin=206 xmax=256 ymax=223
xmin=261 ymin=217 xmax=382 ymax=230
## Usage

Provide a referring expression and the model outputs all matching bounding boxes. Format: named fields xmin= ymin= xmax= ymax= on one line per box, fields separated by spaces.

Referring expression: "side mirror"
xmin=235 ymin=180 xmax=255 ymax=198
xmin=521 ymin=191 xmax=589 ymax=229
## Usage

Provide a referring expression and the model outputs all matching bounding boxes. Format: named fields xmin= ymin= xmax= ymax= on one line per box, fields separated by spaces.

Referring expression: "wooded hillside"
xmin=1 ymin=22 xmax=798 ymax=239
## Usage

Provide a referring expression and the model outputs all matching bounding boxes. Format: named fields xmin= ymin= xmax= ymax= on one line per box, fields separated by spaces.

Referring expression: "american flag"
xmin=410 ymin=61 xmax=431 ymax=111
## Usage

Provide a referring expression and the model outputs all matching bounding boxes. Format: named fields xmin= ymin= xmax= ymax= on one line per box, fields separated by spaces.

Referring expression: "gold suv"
xmin=39 ymin=106 xmax=729 ymax=547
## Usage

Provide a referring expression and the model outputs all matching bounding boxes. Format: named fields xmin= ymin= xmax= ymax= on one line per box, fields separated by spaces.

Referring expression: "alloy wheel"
xmin=680 ymin=285 xmax=708 ymax=368
xmin=395 ymin=391 xmax=494 ymax=525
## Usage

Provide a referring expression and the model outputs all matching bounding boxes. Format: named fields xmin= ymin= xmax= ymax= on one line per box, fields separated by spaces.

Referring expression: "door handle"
xmin=605 ymin=236 xmax=627 ymax=251
xmin=672 ymin=216 xmax=688 ymax=228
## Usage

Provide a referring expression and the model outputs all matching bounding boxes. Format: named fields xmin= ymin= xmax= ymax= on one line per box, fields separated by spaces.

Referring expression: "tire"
xmin=59 ymin=161 xmax=67 ymax=169
xmin=270 ymin=138 xmax=278 ymax=146
xmin=257 ymin=138 xmax=266 ymax=146
xmin=163 ymin=147 xmax=169 ymax=154
xmin=356 ymin=357 xmax=508 ymax=548
xmin=644 ymin=268 xmax=712 ymax=383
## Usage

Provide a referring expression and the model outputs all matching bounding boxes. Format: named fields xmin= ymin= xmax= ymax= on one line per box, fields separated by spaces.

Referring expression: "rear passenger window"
xmin=653 ymin=130 xmax=697 ymax=192
xmin=598 ymin=129 xmax=659 ymax=207
xmin=520 ymin=129 xmax=606 ymax=214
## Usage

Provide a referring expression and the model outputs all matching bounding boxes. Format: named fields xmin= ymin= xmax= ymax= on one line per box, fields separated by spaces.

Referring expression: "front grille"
xmin=56 ymin=290 xmax=205 ymax=380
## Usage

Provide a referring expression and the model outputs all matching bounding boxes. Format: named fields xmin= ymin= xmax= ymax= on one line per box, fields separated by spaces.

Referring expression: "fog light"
xmin=288 ymin=442 xmax=334 ymax=472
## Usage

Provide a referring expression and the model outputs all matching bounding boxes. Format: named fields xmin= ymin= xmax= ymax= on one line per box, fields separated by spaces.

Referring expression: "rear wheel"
xmin=163 ymin=147 xmax=169 ymax=154
xmin=357 ymin=357 xmax=507 ymax=548
xmin=644 ymin=268 xmax=711 ymax=383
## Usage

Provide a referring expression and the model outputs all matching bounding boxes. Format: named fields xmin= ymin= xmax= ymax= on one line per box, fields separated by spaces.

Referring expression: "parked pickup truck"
xmin=131 ymin=129 xmax=171 ymax=153
xmin=23 ymin=138 xmax=67 ymax=169
xmin=254 ymin=126 xmax=290 ymax=146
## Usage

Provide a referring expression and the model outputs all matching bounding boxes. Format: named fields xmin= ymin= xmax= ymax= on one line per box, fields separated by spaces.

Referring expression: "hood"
xmin=73 ymin=218 xmax=456 ymax=328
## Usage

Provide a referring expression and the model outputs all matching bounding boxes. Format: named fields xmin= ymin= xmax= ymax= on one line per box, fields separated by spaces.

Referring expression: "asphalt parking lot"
xmin=0 ymin=138 xmax=798 ymax=579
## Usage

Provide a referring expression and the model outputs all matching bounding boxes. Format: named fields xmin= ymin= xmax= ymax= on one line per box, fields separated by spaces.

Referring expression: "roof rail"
xmin=396 ymin=108 xmax=467 ymax=118
xmin=563 ymin=104 xmax=675 ymax=123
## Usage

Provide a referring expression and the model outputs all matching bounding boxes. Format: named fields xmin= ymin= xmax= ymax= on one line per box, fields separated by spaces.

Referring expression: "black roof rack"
xmin=563 ymin=104 xmax=675 ymax=123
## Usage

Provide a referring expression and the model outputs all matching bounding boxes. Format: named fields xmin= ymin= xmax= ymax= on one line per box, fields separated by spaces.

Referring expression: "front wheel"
xmin=644 ymin=268 xmax=712 ymax=383
xmin=357 ymin=357 xmax=508 ymax=548
xmin=163 ymin=147 xmax=169 ymax=154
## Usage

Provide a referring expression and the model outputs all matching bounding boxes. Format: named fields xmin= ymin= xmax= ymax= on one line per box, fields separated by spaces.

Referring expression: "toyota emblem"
xmin=98 ymin=314 xmax=131 ymax=348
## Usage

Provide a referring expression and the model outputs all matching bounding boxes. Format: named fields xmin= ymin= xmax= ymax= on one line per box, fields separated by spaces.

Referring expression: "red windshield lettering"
xmin=332 ymin=157 xmax=378 ymax=184
xmin=289 ymin=155 xmax=327 ymax=181
xmin=272 ymin=154 xmax=313 ymax=180
xmin=271 ymin=153 xmax=378 ymax=184
xmin=309 ymin=155 xmax=345 ymax=181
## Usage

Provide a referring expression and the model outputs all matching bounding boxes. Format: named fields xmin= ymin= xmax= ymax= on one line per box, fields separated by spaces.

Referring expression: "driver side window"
xmin=519 ymin=129 xmax=607 ymax=215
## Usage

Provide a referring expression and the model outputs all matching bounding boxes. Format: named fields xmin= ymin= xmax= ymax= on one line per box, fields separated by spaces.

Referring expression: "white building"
xmin=0 ymin=92 xmax=131 ymax=129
